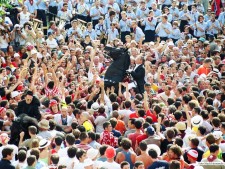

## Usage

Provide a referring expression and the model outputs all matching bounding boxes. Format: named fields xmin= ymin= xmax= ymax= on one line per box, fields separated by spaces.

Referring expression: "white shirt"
xmin=54 ymin=114 xmax=73 ymax=126
xmin=46 ymin=38 xmax=58 ymax=49
xmin=73 ymin=162 xmax=85 ymax=169
xmin=58 ymin=147 xmax=69 ymax=158
xmin=101 ymin=161 xmax=120 ymax=169
xmin=58 ymin=157 xmax=79 ymax=169
xmin=118 ymin=109 xmax=133 ymax=127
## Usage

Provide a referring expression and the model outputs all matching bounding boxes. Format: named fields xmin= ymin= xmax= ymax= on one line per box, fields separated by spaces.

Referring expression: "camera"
xmin=28 ymin=26 xmax=32 ymax=30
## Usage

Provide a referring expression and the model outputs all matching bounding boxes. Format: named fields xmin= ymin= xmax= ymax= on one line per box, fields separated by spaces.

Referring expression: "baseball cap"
xmin=145 ymin=126 xmax=155 ymax=135
xmin=187 ymin=149 xmax=198 ymax=160
xmin=105 ymin=146 xmax=116 ymax=159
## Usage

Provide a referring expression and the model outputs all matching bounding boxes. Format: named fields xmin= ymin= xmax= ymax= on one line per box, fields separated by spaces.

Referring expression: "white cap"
xmin=213 ymin=131 xmax=222 ymax=140
xmin=31 ymin=50 xmax=37 ymax=55
xmin=87 ymin=148 xmax=99 ymax=160
xmin=168 ymin=41 xmax=174 ymax=46
xmin=91 ymin=102 xmax=100 ymax=112
xmin=169 ymin=60 xmax=176 ymax=66
xmin=11 ymin=91 xmax=22 ymax=98
xmin=14 ymin=53 xmax=20 ymax=58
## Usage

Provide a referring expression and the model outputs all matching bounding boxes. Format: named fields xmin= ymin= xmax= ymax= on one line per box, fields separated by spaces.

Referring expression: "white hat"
xmin=31 ymin=50 xmax=38 ymax=55
xmin=191 ymin=115 xmax=203 ymax=127
xmin=213 ymin=131 xmax=222 ymax=140
xmin=187 ymin=149 xmax=198 ymax=160
xmin=37 ymin=53 xmax=43 ymax=59
xmin=147 ymin=144 xmax=161 ymax=156
xmin=11 ymin=91 xmax=22 ymax=98
xmin=39 ymin=139 xmax=50 ymax=149
xmin=91 ymin=102 xmax=100 ymax=112
xmin=194 ymin=166 xmax=204 ymax=169
xmin=168 ymin=41 xmax=174 ymax=46
xmin=83 ymin=158 xmax=94 ymax=167
xmin=169 ymin=60 xmax=176 ymax=66
xmin=14 ymin=53 xmax=20 ymax=58
xmin=87 ymin=148 xmax=99 ymax=160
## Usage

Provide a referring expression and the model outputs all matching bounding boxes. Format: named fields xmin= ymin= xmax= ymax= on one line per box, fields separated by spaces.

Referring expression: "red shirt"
xmin=129 ymin=110 xmax=157 ymax=123
xmin=136 ymin=134 xmax=148 ymax=146
xmin=128 ymin=132 xmax=142 ymax=150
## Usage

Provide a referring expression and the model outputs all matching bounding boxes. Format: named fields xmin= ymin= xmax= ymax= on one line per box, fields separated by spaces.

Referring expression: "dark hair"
xmin=170 ymin=160 xmax=181 ymax=169
xmin=166 ymin=129 xmax=175 ymax=139
xmin=121 ymin=138 xmax=132 ymax=150
xmin=66 ymin=134 xmax=75 ymax=145
xmin=55 ymin=136 xmax=63 ymax=146
xmin=79 ymin=132 xmax=88 ymax=141
xmin=2 ymin=147 xmax=13 ymax=158
xmin=139 ymin=141 xmax=147 ymax=151
xmin=109 ymin=118 xmax=117 ymax=128
xmin=103 ymin=121 xmax=111 ymax=129
xmin=76 ymin=149 xmax=86 ymax=160
xmin=51 ymin=154 xmax=59 ymax=165
xmin=174 ymin=138 xmax=183 ymax=147
xmin=28 ymin=126 xmax=37 ymax=135
xmin=134 ymin=120 xmax=142 ymax=129
xmin=67 ymin=147 xmax=77 ymax=158
xmin=27 ymin=155 xmax=36 ymax=166
xmin=138 ymin=109 xmax=146 ymax=117
xmin=174 ymin=111 xmax=182 ymax=121
xmin=148 ymin=149 xmax=158 ymax=158
xmin=198 ymin=125 xmax=206 ymax=135
xmin=99 ymin=145 xmax=108 ymax=156
xmin=209 ymin=144 xmax=219 ymax=153
xmin=30 ymin=149 xmax=40 ymax=160
xmin=190 ymin=138 xmax=199 ymax=147
xmin=121 ymin=161 xmax=129 ymax=169
xmin=134 ymin=161 xmax=144 ymax=168
xmin=124 ymin=101 xmax=131 ymax=108
xmin=18 ymin=150 xmax=27 ymax=162
xmin=88 ymin=131 xmax=96 ymax=141
xmin=212 ymin=117 xmax=221 ymax=128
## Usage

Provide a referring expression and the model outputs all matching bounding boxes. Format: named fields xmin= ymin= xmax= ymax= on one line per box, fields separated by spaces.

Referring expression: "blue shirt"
xmin=148 ymin=160 xmax=169 ymax=169
xmin=142 ymin=17 xmax=157 ymax=31
xmin=90 ymin=6 xmax=103 ymax=20
xmin=206 ymin=20 xmax=221 ymax=34
xmin=83 ymin=29 xmax=97 ymax=40
xmin=95 ymin=23 xmax=107 ymax=36
xmin=146 ymin=0 xmax=156 ymax=8
xmin=162 ymin=0 xmax=171 ymax=5
xmin=107 ymin=28 xmax=119 ymax=42
xmin=85 ymin=0 xmax=94 ymax=8
xmin=153 ymin=9 xmax=162 ymax=22
xmin=179 ymin=10 xmax=190 ymax=20
xmin=169 ymin=27 xmax=181 ymax=39
xmin=105 ymin=17 xmax=118 ymax=30
xmin=136 ymin=7 xmax=149 ymax=19
xmin=24 ymin=1 xmax=37 ymax=14
xmin=193 ymin=21 xmax=207 ymax=37
xmin=119 ymin=19 xmax=131 ymax=32
xmin=36 ymin=0 xmax=47 ymax=10
xmin=169 ymin=7 xmax=179 ymax=21
xmin=67 ymin=27 xmax=82 ymax=38
xmin=104 ymin=3 xmax=120 ymax=14
xmin=156 ymin=22 xmax=172 ymax=37
xmin=204 ymin=14 xmax=211 ymax=22
xmin=76 ymin=3 xmax=89 ymax=16
xmin=134 ymin=26 xmax=145 ymax=42
xmin=126 ymin=11 xmax=136 ymax=20
xmin=189 ymin=11 xmax=200 ymax=25
xmin=49 ymin=0 xmax=58 ymax=6
xmin=57 ymin=1 xmax=73 ymax=11
xmin=218 ymin=12 xmax=225 ymax=25
xmin=112 ymin=129 xmax=121 ymax=138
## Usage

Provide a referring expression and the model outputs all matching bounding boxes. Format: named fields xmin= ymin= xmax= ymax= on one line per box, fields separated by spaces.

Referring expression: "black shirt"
xmin=0 ymin=159 xmax=15 ymax=169
xmin=160 ymin=139 xmax=173 ymax=155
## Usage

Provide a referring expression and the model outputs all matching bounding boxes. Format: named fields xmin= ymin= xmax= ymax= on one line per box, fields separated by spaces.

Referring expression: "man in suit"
xmin=130 ymin=56 xmax=145 ymax=94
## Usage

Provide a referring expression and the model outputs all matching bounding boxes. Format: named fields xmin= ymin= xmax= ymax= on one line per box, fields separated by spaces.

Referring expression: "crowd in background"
xmin=0 ymin=0 xmax=225 ymax=168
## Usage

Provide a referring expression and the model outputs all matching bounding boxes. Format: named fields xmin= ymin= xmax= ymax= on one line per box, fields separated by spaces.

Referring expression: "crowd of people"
xmin=0 ymin=0 xmax=225 ymax=168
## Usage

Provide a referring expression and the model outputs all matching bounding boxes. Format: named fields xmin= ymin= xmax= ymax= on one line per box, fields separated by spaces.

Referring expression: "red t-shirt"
xmin=136 ymin=134 xmax=148 ymax=146
xmin=129 ymin=110 xmax=157 ymax=123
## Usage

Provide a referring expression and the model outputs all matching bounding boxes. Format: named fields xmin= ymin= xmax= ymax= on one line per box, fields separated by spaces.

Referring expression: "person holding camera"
xmin=10 ymin=24 xmax=26 ymax=51
xmin=0 ymin=28 xmax=10 ymax=53
xmin=21 ymin=22 xmax=36 ymax=46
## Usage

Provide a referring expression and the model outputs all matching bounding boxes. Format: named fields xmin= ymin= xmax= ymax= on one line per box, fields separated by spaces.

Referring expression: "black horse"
xmin=9 ymin=114 xmax=39 ymax=146
xmin=104 ymin=46 xmax=130 ymax=92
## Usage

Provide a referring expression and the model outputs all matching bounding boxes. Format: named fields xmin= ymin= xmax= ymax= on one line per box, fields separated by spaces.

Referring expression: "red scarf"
xmin=29 ymin=0 xmax=33 ymax=5
xmin=207 ymin=155 xmax=217 ymax=162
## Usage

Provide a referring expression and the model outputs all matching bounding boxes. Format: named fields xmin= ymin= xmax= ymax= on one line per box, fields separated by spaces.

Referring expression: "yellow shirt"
xmin=203 ymin=149 xmax=222 ymax=159
xmin=151 ymin=83 xmax=159 ymax=92
xmin=83 ymin=120 xmax=94 ymax=132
